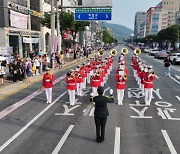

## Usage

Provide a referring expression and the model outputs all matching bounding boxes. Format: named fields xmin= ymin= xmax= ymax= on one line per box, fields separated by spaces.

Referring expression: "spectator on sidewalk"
xmin=0 ymin=61 xmax=5 ymax=85
xmin=164 ymin=55 xmax=171 ymax=76
xmin=34 ymin=56 xmax=40 ymax=75
xmin=12 ymin=60 xmax=18 ymax=83
xmin=25 ymin=59 xmax=32 ymax=84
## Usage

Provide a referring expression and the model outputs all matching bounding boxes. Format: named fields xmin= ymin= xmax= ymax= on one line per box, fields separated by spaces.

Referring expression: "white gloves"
xmin=110 ymin=89 xmax=113 ymax=95
xmin=90 ymin=92 xmax=93 ymax=97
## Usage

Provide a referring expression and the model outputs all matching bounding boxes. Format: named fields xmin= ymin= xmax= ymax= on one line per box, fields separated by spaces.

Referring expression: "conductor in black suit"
xmin=90 ymin=86 xmax=114 ymax=143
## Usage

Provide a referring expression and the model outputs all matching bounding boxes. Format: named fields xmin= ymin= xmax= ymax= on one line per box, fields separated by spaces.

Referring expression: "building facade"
xmin=146 ymin=6 xmax=168 ymax=36
xmin=175 ymin=11 xmax=180 ymax=24
xmin=134 ymin=12 xmax=147 ymax=38
xmin=162 ymin=0 xmax=180 ymax=26
xmin=0 ymin=0 xmax=41 ymax=57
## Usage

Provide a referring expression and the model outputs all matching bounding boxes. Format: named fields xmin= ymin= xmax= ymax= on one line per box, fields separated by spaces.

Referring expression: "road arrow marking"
xmin=55 ymin=104 xmax=80 ymax=116
xmin=175 ymin=75 xmax=180 ymax=80
xmin=161 ymin=130 xmax=177 ymax=154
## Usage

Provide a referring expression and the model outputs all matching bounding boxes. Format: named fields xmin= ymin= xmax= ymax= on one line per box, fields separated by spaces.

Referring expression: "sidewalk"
xmin=0 ymin=53 xmax=96 ymax=100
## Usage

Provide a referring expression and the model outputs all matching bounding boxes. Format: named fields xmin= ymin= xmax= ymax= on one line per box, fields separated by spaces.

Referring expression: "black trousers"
xmin=94 ymin=117 xmax=107 ymax=140
xmin=13 ymin=73 xmax=17 ymax=83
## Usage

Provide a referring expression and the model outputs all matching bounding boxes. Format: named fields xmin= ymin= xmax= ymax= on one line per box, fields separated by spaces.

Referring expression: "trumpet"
xmin=123 ymin=75 xmax=128 ymax=80
xmin=134 ymin=48 xmax=141 ymax=55
xmin=110 ymin=49 xmax=117 ymax=56
xmin=96 ymin=71 xmax=101 ymax=76
xmin=98 ymin=50 xmax=104 ymax=56
xmin=121 ymin=48 xmax=128 ymax=55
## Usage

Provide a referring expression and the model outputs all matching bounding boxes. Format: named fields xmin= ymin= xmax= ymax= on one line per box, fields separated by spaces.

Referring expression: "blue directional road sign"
xmin=75 ymin=12 xmax=111 ymax=21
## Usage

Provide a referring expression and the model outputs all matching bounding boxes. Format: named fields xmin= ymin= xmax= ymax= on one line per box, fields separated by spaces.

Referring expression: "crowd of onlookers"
xmin=0 ymin=46 xmax=96 ymax=86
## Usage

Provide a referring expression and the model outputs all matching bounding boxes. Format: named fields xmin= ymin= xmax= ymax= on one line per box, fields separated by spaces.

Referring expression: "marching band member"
xmin=80 ymin=63 xmax=87 ymax=89
xmin=132 ymin=54 xmax=138 ymax=79
xmin=116 ymin=68 xmax=127 ymax=105
xmin=66 ymin=69 xmax=77 ymax=105
xmin=144 ymin=66 xmax=156 ymax=105
xmin=91 ymin=71 xmax=101 ymax=96
xmin=42 ymin=67 xmax=55 ymax=104
xmin=75 ymin=68 xmax=83 ymax=96
xmin=86 ymin=61 xmax=92 ymax=84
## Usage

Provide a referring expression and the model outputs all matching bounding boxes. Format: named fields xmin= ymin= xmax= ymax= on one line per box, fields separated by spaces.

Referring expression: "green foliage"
xmin=103 ymin=30 xmax=116 ymax=43
xmin=40 ymin=12 xmax=51 ymax=29
xmin=157 ymin=25 xmax=180 ymax=42
xmin=59 ymin=11 xmax=75 ymax=34
xmin=40 ymin=11 xmax=90 ymax=41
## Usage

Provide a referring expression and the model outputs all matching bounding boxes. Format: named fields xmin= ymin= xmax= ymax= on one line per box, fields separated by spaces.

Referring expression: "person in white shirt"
xmin=0 ymin=61 xmax=5 ymax=85
xmin=34 ymin=57 xmax=40 ymax=75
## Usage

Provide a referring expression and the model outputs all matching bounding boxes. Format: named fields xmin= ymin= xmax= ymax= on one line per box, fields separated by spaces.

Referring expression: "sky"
xmin=109 ymin=0 xmax=162 ymax=30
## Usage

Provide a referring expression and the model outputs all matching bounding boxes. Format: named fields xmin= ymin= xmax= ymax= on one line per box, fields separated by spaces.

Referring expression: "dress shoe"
xmin=96 ymin=138 xmax=101 ymax=143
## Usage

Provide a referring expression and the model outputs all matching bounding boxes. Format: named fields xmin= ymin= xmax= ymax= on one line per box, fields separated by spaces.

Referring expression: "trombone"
xmin=134 ymin=48 xmax=141 ymax=55
xmin=121 ymin=48 xmax=128 ymax=55
xmin=110 ymin=49 xmax=117 ymax=56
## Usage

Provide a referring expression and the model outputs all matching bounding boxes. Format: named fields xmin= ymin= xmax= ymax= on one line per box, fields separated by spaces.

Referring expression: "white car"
xmin=149 ymin=49 xmax=160 ymax=56
xmin=170 ymin=53 xmax=180 ymax=64
xmin=144 ymin=48 xmax=150 ymax=53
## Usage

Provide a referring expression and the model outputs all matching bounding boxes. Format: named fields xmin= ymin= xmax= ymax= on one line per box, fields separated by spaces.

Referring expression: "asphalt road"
xmin=0 ymin=44 xmax=180 ymax=154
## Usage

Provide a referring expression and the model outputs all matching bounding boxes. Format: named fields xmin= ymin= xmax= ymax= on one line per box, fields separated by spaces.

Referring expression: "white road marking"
xmin=169 ymin=74 xmax=180 ymax=85
xmin=55 ymin=105 xmax=80 ymax=116
xmin=157 ymin=108 xmax=167 ymax=119
xmin=52 ymin=125 xmax=74 ymax=154
xmin=89 ymin=107 xmax=95 ymax=116
xmin=155 ymin=75 xmax=159 ymax=79
xmin=161 ymin=130 xmax=177 ymax=154
xmin=0 ymin=91 xmax=67 ymax=152
xmin=175 ymin=75 xmax=180 ymax=80
xmin=130 ymin=107 xmax=153 ymax=119
xmin=114 ymin=127 xmax=121 ymax=154
xmin=83 ymin=105 xmax=92 ymax=116
xmin=176 ymin=96 xmax=180 ymax=102
xmin=104 ymin=87 xmax=110 ymax=94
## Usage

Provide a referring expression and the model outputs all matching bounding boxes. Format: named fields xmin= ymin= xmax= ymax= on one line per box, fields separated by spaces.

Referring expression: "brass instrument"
xmin=110 ymin=49 xmax=117 ymax=56
xmin=134 ymin=48 xmax=141 ymax=55
xmin=123 ymin=74 xmax=128 ymax=80
xmin=98 ymin=50 xmax=104 ymax=56
xmin=121 ymin=48 xmax=128 ymax=55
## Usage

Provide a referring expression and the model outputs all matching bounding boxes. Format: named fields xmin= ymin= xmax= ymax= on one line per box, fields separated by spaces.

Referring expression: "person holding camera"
xmin=90 ymin=86 xmax=114 ymax=143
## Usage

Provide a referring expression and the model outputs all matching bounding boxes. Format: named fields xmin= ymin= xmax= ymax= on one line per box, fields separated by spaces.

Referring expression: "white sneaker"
xmin=46 ymin=101 xmax=49 ymax=104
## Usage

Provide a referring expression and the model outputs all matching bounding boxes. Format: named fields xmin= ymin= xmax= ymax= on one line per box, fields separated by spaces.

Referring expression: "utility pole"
xmin=56 ymin=0 xmax=60 ymax=52
xmin=27 ymin=0 xmax=32 ymax=52
xmin=51 ymin=0 xmax=55 ymax=54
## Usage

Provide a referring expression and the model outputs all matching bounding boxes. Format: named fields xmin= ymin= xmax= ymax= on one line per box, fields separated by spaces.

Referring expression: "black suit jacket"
xmin=93 ymin=95 xmax=114 ymax=118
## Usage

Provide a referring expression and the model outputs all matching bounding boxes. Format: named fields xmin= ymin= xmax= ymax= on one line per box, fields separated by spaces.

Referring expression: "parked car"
xmin=154 ymin=51 xmax=168 ymax=59
xmin=144 ymin=48 xmax=150 ymax=53
xmin=149 ymin=49 xmax=160 ymax=56
xmin=170 ymin=53 xmax=180 ymax=64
